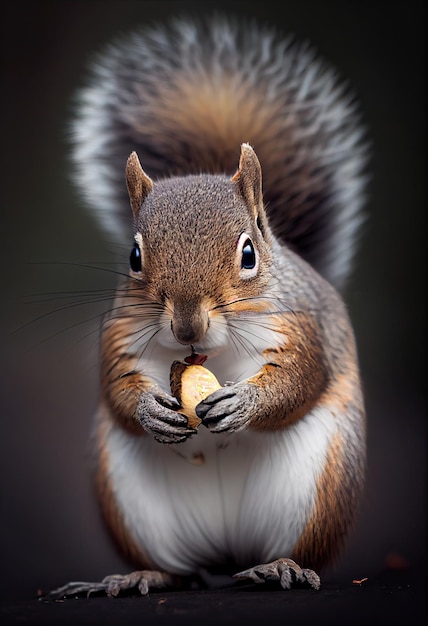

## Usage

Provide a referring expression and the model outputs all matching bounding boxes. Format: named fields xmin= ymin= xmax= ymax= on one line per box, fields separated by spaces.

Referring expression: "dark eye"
xmin=241 ymin=238 xmax=256 ymax=269
xmin=130 ymin=242 xmax=142 ymax=272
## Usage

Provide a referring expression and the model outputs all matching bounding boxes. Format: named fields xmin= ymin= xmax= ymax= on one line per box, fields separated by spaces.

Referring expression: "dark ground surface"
xmin=1 ymin=1 xmax=426 ymax=626
xmin=2 ymin=567 xmax=426 ymax=626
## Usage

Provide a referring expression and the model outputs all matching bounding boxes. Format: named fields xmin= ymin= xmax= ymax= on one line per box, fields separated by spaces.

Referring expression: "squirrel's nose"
xmin=172 ymin=327 xmax=200 ymax=345
xmin=171 ymin=306 xmax=208 ymax=345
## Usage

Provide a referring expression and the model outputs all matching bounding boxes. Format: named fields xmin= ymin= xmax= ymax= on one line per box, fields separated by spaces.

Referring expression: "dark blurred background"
xmin=1 ymin=0 xmax=425 ymax=602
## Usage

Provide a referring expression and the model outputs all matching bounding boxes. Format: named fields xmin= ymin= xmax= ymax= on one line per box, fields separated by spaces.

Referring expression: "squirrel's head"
xmin=125 ymin=144 xmax=275 ymax=353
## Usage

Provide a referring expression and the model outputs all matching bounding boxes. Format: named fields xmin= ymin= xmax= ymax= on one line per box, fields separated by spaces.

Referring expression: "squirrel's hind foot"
xmin=233 ymin=557 xmax=321 ymax=590
xmin=43 ymin=570 xmax=180 ymax=599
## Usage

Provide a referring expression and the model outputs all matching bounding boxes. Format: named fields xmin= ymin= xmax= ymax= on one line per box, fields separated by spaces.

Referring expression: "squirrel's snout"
xmin=171 ymin=307 xmax=209 ymax=346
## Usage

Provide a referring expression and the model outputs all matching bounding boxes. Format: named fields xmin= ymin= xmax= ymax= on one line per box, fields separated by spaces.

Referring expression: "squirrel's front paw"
xmin=196 ymin=383 xmax=257 ymax=433
xmin=137 ymin=391 xmax=197 ymax=444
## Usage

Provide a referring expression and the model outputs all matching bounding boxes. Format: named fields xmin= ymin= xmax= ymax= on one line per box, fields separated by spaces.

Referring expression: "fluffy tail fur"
xmin=70 ymin=15 xmax=368 ymax=289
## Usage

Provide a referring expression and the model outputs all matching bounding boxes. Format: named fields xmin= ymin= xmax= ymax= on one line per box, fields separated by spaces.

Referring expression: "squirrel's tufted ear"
xmin=232 ymin=143 xmax=263 ymax=217
xmin=126 ymin=151 xmax=153 ymax=220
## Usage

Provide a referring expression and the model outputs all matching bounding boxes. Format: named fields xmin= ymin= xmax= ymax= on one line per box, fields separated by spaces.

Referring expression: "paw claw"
xmin=43 ymin=570 xmax=177 ymax=599
xmin=234 ymin=558 xmax=320 ymax=591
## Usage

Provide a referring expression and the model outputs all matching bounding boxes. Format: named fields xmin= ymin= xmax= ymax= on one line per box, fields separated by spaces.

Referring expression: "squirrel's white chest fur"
xmin=103 ymin=402 xmax=337 ymax=575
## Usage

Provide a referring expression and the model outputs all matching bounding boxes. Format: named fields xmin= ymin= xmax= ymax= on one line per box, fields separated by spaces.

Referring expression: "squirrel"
xmin=47 ymin=15 xmax=367 ymax=598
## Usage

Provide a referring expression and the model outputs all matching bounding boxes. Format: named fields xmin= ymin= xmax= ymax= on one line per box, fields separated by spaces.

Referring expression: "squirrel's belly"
xmin=101 ymin=406 xmax=337 ymax=575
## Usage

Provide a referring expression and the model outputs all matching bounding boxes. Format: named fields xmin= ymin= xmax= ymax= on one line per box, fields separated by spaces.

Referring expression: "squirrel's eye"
xmin=241 ymin=238 xmax=256 ymax=269
xmin=236 ymin=232 xmax=258 ymax=279
xmin=130 ymin=242 xmax=142 ymax=273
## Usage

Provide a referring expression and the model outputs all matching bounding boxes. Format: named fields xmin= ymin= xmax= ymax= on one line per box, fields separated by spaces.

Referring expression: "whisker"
xmin=28 ymin=260 xmax=132 ymax=282
xmin=227 ymin=321 xmax=274 ymax=346
xmin=134 ymin=324 xmax=166 ymax=363
xmin=229 ymin=327 xmax=260 ymax=363
xmin=28 ymin=317 xmax=102 ymax=352
xmin=11 ymin=296 xmax=115 ymax=336
xmin=25 ymin=288 xmax=119 ymax=304
xmin=213 ymin=293 xmax=296 ymax=318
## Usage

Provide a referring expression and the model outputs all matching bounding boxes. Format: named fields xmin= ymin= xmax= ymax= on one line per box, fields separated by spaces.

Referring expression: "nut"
xmin=170 ymin=360 xmax=221 ymax=428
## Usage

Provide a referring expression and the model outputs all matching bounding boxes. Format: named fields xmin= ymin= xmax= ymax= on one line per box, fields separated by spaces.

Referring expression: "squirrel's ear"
xmin=232 ymin=143 xmax=263 ymax=217
xmin=126 ymin=151 xmax=153 ymax=219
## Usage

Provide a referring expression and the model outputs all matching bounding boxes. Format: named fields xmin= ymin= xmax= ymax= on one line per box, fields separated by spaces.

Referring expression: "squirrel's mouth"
xmin=189 ymin=344 xmax=226 ymax=359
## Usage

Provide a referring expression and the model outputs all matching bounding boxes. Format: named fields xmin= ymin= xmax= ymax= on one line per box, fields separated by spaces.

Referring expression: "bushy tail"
xmin=70 ymin=15 xmax=368 ymax=289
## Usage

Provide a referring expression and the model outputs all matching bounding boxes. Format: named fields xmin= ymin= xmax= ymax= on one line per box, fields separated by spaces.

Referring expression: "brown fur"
xmin=101 ymin=315 xmax=153 ymax=435
xmin=247 ymin=311 xmax=329 ymax=431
